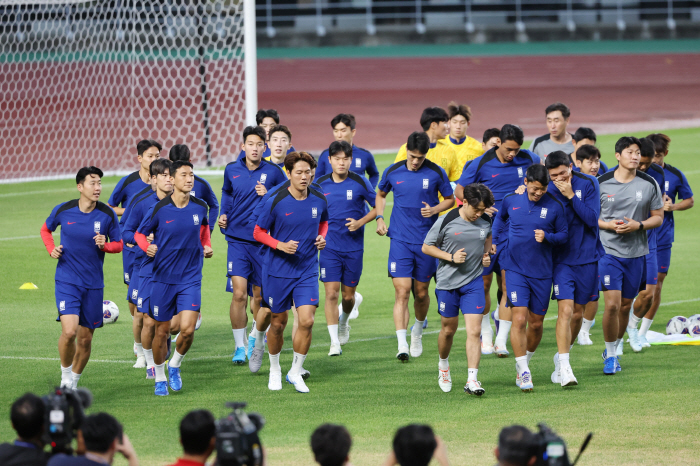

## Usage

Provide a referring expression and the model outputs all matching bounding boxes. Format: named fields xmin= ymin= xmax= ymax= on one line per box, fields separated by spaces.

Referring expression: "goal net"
xmin=1 ymin=0 xmax=250 ymax=182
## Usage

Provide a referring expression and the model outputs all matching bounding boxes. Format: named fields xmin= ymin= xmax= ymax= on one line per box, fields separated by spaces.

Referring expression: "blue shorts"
xmin=55 ymin=281 xmax=104 ymax=329
xmin=136 ymin=274 xmax=152 ymax=314
xmin=643 ymin=250 xmax=658 ymax=287
xmin=262 ymin=274 xmax=319 ymax=314
xmin=127 ymin=267 xmax=140 ymax=305
xmin=483 ymin=242 xmax=505 ymax=276
xmin=505 ymin=270 xmax=552 ymax=316
xmin=122 ymin=246 xmax=136 ymax=285
xmin=320 ymin=248 xmax=363 ymax=287
xmin=552 ymin=262 xmax=598 ymax=305
xmin=149 ymin=281 xmax=201 ymax=322
xmin=657 ymin=244 xmax=671 ymax=275
xmin=435 ymin=279 xmax=485 ymax=318
xmin=227 ymin=239 xmax=263 ymax=287
xmin=388 ymin=239 xmax=436 ymax=282
xmin=599 ymin=254 xmax=644 ymax=300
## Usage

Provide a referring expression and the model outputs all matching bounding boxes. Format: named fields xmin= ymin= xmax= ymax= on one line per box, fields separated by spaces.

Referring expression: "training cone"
xmin=19 ymin=282 xmax=38 ymax=290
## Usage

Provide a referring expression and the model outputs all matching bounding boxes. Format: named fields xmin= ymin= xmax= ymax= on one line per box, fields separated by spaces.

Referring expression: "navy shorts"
xmin=644 ymin=250 xmax=658 ymax=287
xmin=262 ymin=274 xmax=319 ymax=314
xmin=150 ymin=281 xmax=201 ymax=322
xmin=388 ymin=239 xmax=436 ymax=282
xmin=136 ymin=274 xmax=152 ymax=315
xmin=435 ymin=278 xmax=486 ymax=318
xmin=55 ymin=281 xmax=104 ymax=329
xmin=122 ymin=246 xmax=136 ymax=285
xmin=127 ymin=267 xmax=140 ymax=305
xmin=320 ymin=248 xmax=363 ymax=287
xmin=599 ymin=254 xmax=644 ymax=300
xmin=657 ymin=244 xmax=671 ymax=274
xmin=227 ymin=239 xmax=263 ymax=287
xmin=483 ymin=242 xmax=505 ymax=276
xmin=552 ymin=262 xmax=598 ymax=305
xmin=505 ymin=270 xmax=552 ymax=316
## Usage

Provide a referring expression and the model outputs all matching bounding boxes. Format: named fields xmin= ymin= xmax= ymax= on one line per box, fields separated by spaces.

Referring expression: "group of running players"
xmin=41 ymin=102 xmax=694 ymax=396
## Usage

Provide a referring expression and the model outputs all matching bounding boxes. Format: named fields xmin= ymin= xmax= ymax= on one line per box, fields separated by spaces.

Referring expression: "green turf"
xmin=1 ymin=128 xmax=699 ymax=466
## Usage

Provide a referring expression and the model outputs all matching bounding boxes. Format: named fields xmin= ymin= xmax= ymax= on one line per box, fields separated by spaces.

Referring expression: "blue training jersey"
xmin=192 ymin=175 xmax=219 ymax=232
xmin=118 ymin=186 xmax=153 ymax=261
xmin=317 ymin=145 xmax=380 ymax=188
xmin=317 ymin=172 xmax=376 ymax=252
xmin=137 ymin=195 xmax=209 ymax=285
xmin=220 ymin=157 xmax=287 ymax=243
xmin=108 ymin=171 xmax=150 ymax=210
xmin=378 ymin=159 xmax=453 ymax=245
xmin=494 ymin=192 xmax=568 ymax=279
xmin=256 ymin=187 xmax=328 ymax=279
xmin=658 ymin=163 xmax=694 ymax=246
xmin=45 ymin=200 xmax=122 ymax=289
xmin=122 ymin=191 xmax=160 ymax=275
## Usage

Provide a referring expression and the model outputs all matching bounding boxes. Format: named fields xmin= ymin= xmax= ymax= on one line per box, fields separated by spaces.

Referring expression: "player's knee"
xmin=62 ymin=328 xmax=78 ymax=341
xmin=529 ymin=318 xmax=544 ymax=332
xmin=232 ymin=288 xmax=247 ymax=303
xmin=179 ymin=327 xmax=194 ymax=341
xmin=298 ymin=314 xmax=314 ymax=329
xmin=341 ymin=289 xmax=355 ymax=303
xmin=326 ymin=288 xmax=340 ymax=302
xmin=77 ymin=333 xmax=93 ymax=348
xmin=559 ymin=305 xmax=573 ymax=320
xmin=512 ymin=311 xmax=527 ymax=328
xmin=441 ymin=322 xmax=457 ymax=338
xmin=394 ymin=287 xmax=410 ymax=302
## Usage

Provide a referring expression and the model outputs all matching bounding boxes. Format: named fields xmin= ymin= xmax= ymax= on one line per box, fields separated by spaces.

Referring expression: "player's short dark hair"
xmin=285 ymin=151 xmax=317 ymax=172
xmin=463 ymin=183 xmax=495 ymax=209
xmin=419 ymin=107 xmax=448 ymax=131
xmin=149 ymin=158 xmax=172 ymax=177
xmin=180 ymin=410 xmax=216 ymax=455
xmin=638 ymin=137 xmax=656 ymax=159
xmin=576 ymin=144 xmax=601 ymax=162
xmin=171 ymin=160 xmax=193 ymax=175
xmin=76 ymin=166 xmax=103 ymax=185
xmin=482 ymin=128 xmax=500 ymax=143
xmin=646 ymin=133 xmax=671 ymax=155
xmin=447 ymin=101 xmax=472 ymax=123
xmin=526 ymin=164 xmax=549 ymax=186
xmin=545 ymin=102 xmax=570 ymax=119
xmin=269 ymin=124 xmax=292 ymax=141
xmin=243 ymin=126 xmax=267 ymax=144
xmin=137 ymin=139 xmax=162 ymax=156
xmin=331 ymin=113 xmax=356 ymax=130
xmin=329 ymin=140 xmax=352 ymax=158
xmin=80 ymin=413 xmax=123 ymax=454
xmin=311 ymin=424 xmax=352 ymax=466
xmin=169 ymin=144 xmax=191 ymax=162
xmin=255 ymin=108 xmax=279 ymax=125
xmin=500 ymin=124 xmax=524 ymax=146
xmin=406 ymin=132 xmax=430 ymax=156
xmin=10 ymin=393 xmax=45 ymax=440
xmin=498 ymin=425 xmax=535 ymax=466
xmin=544 ymin=151 xmax=572 ymax=170
xmin=392 ymin=424 xmax=437 ymax=466
xmin=572 ymin=127 xmax=596 ymax=143
xmin=615 ymin=136 xmax=641 ymax=155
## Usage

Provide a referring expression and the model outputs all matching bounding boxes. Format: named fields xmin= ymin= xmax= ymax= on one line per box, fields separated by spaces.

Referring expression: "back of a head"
xmin=393 ymin=424 xmax=436 ymax=466
xmin=180 ymin=410 xmax=216 ymax=455
xmin=498 ymin=425 xmax=534 ymax=466
xmin=311 ymin=424 xmax=352 ymax=466
xmin=81 ymin=413 xmax=122 ymax=454
xmin=169 ymin=144 xmax=191 ymax=162
xmin=572 ymin=127 xmax=596 ymax=143
xmin=646 ymin=133 xmax=671 ymax=155
xmin=11 ymin=393 xmax=45 ymax=440
xmin=638 ymin=137 xmax=656 ymax=159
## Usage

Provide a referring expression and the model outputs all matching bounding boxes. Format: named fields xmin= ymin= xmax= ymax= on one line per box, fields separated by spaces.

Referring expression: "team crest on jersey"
xmin=635 ymin=190 xmax=643 ymax=201
xmin=517 ymin=167 xmax=523 ymax=177
xmin=154 ymin=306 xmax=159 ymax=317
xmin=575 ymin=190 xmax=582 ymax=199
xmin=510 ymin=291 xmax=517 ymax=303
xmin=193 ymin=214 xmax=200 ymax=225
xmin=321 ymin=268 xmax=326 ymax=279
xmin=355 ymin=158 xmax=361 ymax=168
xmin=554 ymin=285 xmax=559 ymax=296
xmin=93 ymin=221 xmax=101 ymax=233
xmin=423 ymin=179 xmax=429 ymax=189
xmin=390 ymin=262 xmax=397 ymax=273
xmin=137 ymin=297 xmax=143 ymax=308
xmin=312 ymin=208 xmax=318 ymax=218
xmin=228 ymin=262 xmax=233 ymax=273
xmin=131 ymin=289 xmax=138 ymax=300
xmin=540 ymin=208 xmax=548 ymax=218
xmin=604 ymin=275 xmax=611 ymax=286
xmin=665 ymin=181 xmax=669 ymax=192
xmin=347 ymin=190 xmax=353 ymax=200
xmin=260 ymin=174 xmax=267 ymax=184
xmin=480 ymin=229 xmax=486 ymax=239
xmin=59 ymin=301 xmax=65 ymax=311
xmin=439 ymin=302 xmax=445 ymax=312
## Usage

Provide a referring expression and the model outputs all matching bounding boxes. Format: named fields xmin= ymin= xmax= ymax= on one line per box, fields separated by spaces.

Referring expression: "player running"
xmin=238 ymin=109 xmax=296 ymax=161
xmin=482 ymin=128 xmax=501 ymax=153
xmin=316 ymin=141 xmax=377 ymax=356
xmin=445 ymin=102 xmax=483 ymax=178
xmin=41 ymin=167 xmax=123 ymax=389
xmin=135 ymin=161 xmax=213 ymax=396
xmin=422 ymin=183 xmax=494 ymax=395
xmin=598 ymin=137 xmax=663 ymax=375
xmin=529 ymin=102 xmax=574 ymax=158
xmin=266 ymin=125 xmax=294 ymax=168
xmin=377 ymin=132 xmax=455 ymax=361
xmin=252 ymin=151 xmax=329 ymax=393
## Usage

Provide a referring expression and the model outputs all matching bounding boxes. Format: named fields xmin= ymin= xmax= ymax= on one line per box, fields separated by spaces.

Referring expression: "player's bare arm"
xmin=375 ymin=190 xmax=388 ymax=236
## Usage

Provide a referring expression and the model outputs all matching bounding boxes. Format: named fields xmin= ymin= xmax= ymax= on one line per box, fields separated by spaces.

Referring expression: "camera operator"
xmin=495 ymin=425 xmax=537 ymax=466
xmin=382 ymin=424 xmax=449 ymax=466
xmin=47 ymin=413 xmax=138 ymax=466
xmin=168 ymin=410 xmax=217 ymax=466
xmin=0 ymin=393 xmax=50 ymax=466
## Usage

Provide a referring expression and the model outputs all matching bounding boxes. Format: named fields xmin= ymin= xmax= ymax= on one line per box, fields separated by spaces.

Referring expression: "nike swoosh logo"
xmin=67 ymin=222 xmax=76 ymax=225
xmin=286 ymin=212 xmax=293 ymax=216
xmin=93 ymin=321 xmax=100 ymax=325
xmin=351 ymin=281 xmax=357 ymax=284
xmin=454 ymin=232 xmax=462 ymax=235
xmin=476 ymin=306 xmax=484 ymax=309
xmin=512 ymin=207 xmax=520 ymax=210
xmin=491 ymin=174 xmax=499 ymax=178
xmin=310 ymin=298 xmax=317 ymax=302
xmin=607 ymin=194 xmax=615 ymax=197
xmin=192 ymin=303 xmax=199 ymax=306
xmin=324 ymin=193 xmax=331 ymax=196
xmin=166 ymin=220 xmax=175 ymax=223
xmin=396 ymin=181 xmax=405 ymax=184
xmin=233 ymin=175 xmax=241 ymax=179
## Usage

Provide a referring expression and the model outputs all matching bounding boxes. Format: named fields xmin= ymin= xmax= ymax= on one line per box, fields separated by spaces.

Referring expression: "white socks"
xmin=495 ymin=320 xmax=512 ymax=347
xmin=396 ymin=329 xmax=407 ymax=349
xmin=581 ymin=318 xmax=594 ymax=333
xmin=71 ymin=372 xmax=81 ymax=389
xmin=605 ymin=341 xmax=617 ymax=358
xmin=169 ymin=350 xmax=185 ymax=368
xmin=135 ymin=342 xmax=144 ymax=358
xmin=289 ymin=352 xmax=306 ymax=377
xmin=639 ymin=317 xmax=653 ymax=336
xmin=438 ymin=357 xmax=449 ymax=370
xmin=232 ymin=328 xmax=246 ymax=349
xmin=481 ymin=314 xmax=493 ymax=344
xmin=339 ymin=310 xmax=350 ymax=325
xmin=526 ymin=351 xmax=535 ymax=363
xmin=328 ymin=324 xmax=339 ymax=346
xmin=155 ymin=363 xmax=167 ymax=382
xmin=468 ymin=368 xmax=478 ymax=382
xmin=61 ymin=365 xmax=72 ymax=386
xmin=254 ymin=328 xmax=265 ymax=350
xmin=628 ymin=314 xmax=641 ymax=330
xmin=144 ymin=349 xmax=155 ymax=368
xmin=558 ymin=352 xmax=571 ymax=370
xmin=515 ymin=356 xmax=529 ymax=375
xmin=412 ymin=319 xmax=424 ymax=337
xmin=269 ymin=352 xmax=281 ymax=373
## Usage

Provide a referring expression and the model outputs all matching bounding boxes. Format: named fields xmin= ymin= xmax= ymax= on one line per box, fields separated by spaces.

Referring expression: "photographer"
xmin=382 ymin=424 xmax=449 ymax=466
xmin=168 ymin=410 xmax=216 ymax=466
xmin=0 ymin=393 xmax=49 ymax=466
xmin=495 ymin=425 xmax=537 ymax=466
xmin=47 ymin=413 xmax=138 ymax=466
xmin=310 ymin=424 xmax=353 ymax=466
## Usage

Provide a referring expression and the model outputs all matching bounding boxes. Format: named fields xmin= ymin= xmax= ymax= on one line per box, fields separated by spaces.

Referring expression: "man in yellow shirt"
xmin=445 ymin=102 xmax=482 ymax=179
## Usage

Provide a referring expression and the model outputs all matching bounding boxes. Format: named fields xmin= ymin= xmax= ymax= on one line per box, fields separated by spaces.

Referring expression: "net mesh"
xmin=1 ymin=0 xmax=246 ymax=182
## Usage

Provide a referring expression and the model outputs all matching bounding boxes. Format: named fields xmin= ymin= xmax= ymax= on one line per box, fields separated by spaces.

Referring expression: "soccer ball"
xmin=103 ymin=300 xmax=120 ymax=324
xmin=665 ymin=316 xmax=688 ymax=335
xmin=687 ymin=315 xmax=700 ymax=336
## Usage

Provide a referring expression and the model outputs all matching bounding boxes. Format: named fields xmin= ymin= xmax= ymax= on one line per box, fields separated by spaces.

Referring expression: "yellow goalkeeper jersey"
xmin=394 ymin=138 xmax=461 ymax=182
xmin=445 ymin=135 xmax=483 ymax=180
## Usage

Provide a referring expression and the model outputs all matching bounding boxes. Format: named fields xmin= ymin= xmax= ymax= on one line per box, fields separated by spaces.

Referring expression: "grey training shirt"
xmin=529 ymin=134 xmax=575 ymax=158
xmin=598 ymin=168 xmax=663 ymax=258
xmin=424 ymin=209 xmax=492 ymax=290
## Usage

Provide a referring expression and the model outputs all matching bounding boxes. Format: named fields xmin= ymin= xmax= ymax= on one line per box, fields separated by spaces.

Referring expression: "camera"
xmin=532 ymin=423 xmax=592 ymax=466
xmin=215 ymin=402 xmax=265 ymax=466
xmin=42 ymin=387 xmax=92 ymax=454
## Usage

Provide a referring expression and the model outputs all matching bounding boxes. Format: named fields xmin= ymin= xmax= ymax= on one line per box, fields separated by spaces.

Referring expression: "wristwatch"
xmin=376 ymin=215 xmax=384 ymax=221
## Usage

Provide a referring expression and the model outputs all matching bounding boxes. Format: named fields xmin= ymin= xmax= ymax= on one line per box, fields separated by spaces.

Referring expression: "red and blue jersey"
xmin=316 ymin=172 xmax=376 ymax=252
xmin=658 ymin=163 xmax=693 ymax=246
xmin=108 ymin=171 xmax=150 ymax=210
xmin=122 ymin=191 xmax=160 ymax=275
xmin=192 ymin=175 xmax=219 ymax=232
xmin=317 ymin=145 xmax=380 ymax=188
xmin=45 ymin=200 xmax=121 ymax=289
xmin=378 ymin=159 xmax=453 ymax=245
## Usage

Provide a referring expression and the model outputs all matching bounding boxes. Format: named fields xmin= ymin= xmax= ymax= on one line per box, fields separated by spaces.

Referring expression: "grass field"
xmin=1 ymin=128 xmax=699 ymax=466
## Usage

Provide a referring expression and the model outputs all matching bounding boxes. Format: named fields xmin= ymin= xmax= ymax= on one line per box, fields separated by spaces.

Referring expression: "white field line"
xmin=0 ymin=183 xmax=117 ymax=197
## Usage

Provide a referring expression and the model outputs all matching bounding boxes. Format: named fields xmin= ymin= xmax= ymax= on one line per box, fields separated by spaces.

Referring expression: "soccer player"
xmin=317 ymin=141 xmax=377 ymax=355
xmin=252 ymin=151 xmax=329 ymax=393
xmin=422 ymin=183 xmax=494 ymax=395
xmin=455 ymin=124 xmax=541 ymax=357
xmin=644 ymin=133 xmax=694 ymax=341
xmin=598 ymin=136 xmax=663 ymax=375
xmin=134 ymin=160 xmax=213 ymax=396
xmin=493 ymin=164 xmax=568 ymax=391
xmin=571 ymin=127 xmax=608 ymax=174
xmin=482 ymin=128 xmax=501 ymax=153
xmin=266 ymin=125 xmax=293 ymax=168
xmin=377 ymin=132 xmax=455 ymax=361
xmin=219 ymin=126 xmax=287 ymax=364
xmin=529 ymin=102 xmax=574 ymax=158
xmin=238 ymin=109 xmax=296 ymax=160
xmin=544 ymin=151 xmax=604 ymax=387
xmin=445 ymin=102 xmax=483 ymax=178
xmin=317 ymin=114 xmax=380 ymax=188
xmin=41 ymin=167 xmax=123 ymax=389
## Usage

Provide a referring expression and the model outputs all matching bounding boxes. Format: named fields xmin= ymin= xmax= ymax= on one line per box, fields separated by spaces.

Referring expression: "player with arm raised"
xmin=252 ymin=152 xmax=329 ymax=393
xmin=41 ymin=167 xmax=123 ymax=389
xmin=317 ymin=141 xmax=377 ymax=356
xmin=422 ymin=183 xmax=494 ymax=395
xmin=134 ymin=161 xmax=213 ymax=396
xmin=482 ymin=128 xmax=501 ymax=153
xmin=376 ymin=132 xmax=455 ymax=361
